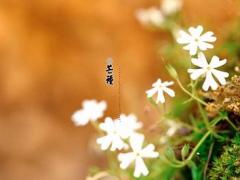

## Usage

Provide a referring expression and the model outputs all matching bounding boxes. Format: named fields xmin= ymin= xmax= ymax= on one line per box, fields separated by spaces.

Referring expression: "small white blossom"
xmin=97 ymin=117 xmax=128 ymax=151
xmin=135 ymin=7 xmax=164 ymax=27
xmin=97 ymin=114 xmax=143 ymax=151
xmin=118 ymin=114 xmax=143 ymax=138
xmin=146 ymin=79 xmax=175 ymax=104
xmin=188 ymin=52 xmax=229 ymax=91
xmin=177 ymin=25 xmax=217 ymax=55
xmin=72 ymin=100 xmax=107 ymax=126
xmin=118 ymin=134 xmax=159 ymax=178
xmin=161 ymin=0 xmax=182 ymax=15
xmin=166 ymin=120 xmax=181 ymax=136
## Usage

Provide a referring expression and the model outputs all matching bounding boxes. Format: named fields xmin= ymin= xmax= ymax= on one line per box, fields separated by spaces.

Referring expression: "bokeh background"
xmin=0 ymin=0 xmax=239 ymax=179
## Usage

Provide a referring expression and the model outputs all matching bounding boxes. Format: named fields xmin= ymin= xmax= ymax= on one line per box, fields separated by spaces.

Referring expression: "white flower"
xmin=161 ymin=0 xmax=182 ymax=15
xmin=118 ymin=114 xmax=143 ymax=139
xmin=188 ymin=52 xmax=229 ymax=91
xmin=166 ymin=120 xmax=181 ymax=136
xmin=135 ymin=7 xmax=164 ymax=27
xmin=177 ymin=25 xmax=217 ymax=55
xmin=118 ymin=134 xmax=159 ymax=178
xmin=97 ymin=114 xmax=143 ymax=151
xmin=97 ymin=117 xmax=128 ymax=151
xmin=146 ymin=79 xmax=175 ymax=104
xmin=72 ymin=100 xmax=107 ymax=126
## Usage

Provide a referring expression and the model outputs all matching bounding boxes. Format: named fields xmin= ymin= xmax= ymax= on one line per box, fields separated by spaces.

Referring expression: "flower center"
xmin=206 ymin=66 xmax=212 ymax=71
xmin=134 ymin=151 xmax=141 ymax=157
xmin=194 ymin=37 xmax=200 ymax=42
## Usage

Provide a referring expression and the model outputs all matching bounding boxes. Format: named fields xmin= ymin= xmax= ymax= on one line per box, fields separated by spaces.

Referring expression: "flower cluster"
xmin=72 ymin=25 xmax=234 ymax=179
xmin=177 ymin=25 xmax=229 ymax=91
xmin=145 ymin=25 xmax=230 ymax=105
xmin=72 ymin=100 xmax=107 ymax=126
xmin=72 ymin=100 xmax=159 ymax=178
xmin=135 ymin=0 xmax=182 ymax=28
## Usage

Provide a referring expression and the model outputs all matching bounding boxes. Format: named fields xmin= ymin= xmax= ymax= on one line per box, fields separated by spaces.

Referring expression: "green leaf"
xmin=181 ymin=144 xmax=190 ymax=160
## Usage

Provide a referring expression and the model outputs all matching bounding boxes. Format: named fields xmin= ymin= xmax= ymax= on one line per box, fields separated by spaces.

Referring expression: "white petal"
xmin=146 ymin=87 xmax=158 ymax=98
xmin=82 ymin=100 xmax=97 ymax=109
xmin=134 ymin=157 xmax=149 ymax=177
xmin=96 ymin=135 xmax=112 ymax=151
xmin=156 ymin=89 xmax=165 ymax=103
xmin=187 ymin=42 xmax=198 ymax=56
xmin=71 ymin=110 xmax=89 ymax=126
xmin=177 ymin=30 xmax=192 ymax=44
xmin=191 ymin=57 xmax=207 ymax=68
xmin=197 ymin=52 xmax=209 ymax=67
xmin=118 ymin=114 xmax=142 ymax=139
xmin=210 ymin=56 xmax=227 ymax=68
xmin=200 ymin=31 xmax=216 ymax=42
xmin=130 ymin=134 xmax=144 ymax=153
xmin=82 ymin=100 xmax=107 ymax=121
xmin=202 ymin=71 xmax=218 ymax=91
xmin=140 ymin=144 xmax=159 ymax=158
xmin=99 ymin=117 xmax=115 ymax=132
xmin=162 ymin=81 xmax=174 ymax=87
xmin=163 ymin=87 xmax=175 ymax=97
xmin=189 ymin=25 xmax=203 ymax=38
xmin=152 ymin=79 xmax=162 ymax=87
xmin=211 ymin=69 xmax=229 ymax=85
xmin=99 ymin=101 xmax=107 ymax=111
xmin=110 ymin=135 xmax=126 ymax=151
xmin=118 ymin=152 xmax=136 ymax=169
xmin=188 ymin=68 xmax=205 ymax=80
xmin=198 ymin=41 xmax=214 ymax=51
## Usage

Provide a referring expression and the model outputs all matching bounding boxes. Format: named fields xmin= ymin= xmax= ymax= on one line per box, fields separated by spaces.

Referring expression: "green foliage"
xmin=208 ymin=134 xmax=240 ymax=179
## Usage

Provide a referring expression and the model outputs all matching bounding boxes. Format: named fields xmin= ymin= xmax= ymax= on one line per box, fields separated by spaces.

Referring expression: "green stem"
xmin=204 ymin=141 xmax=214 ymax=180
xmin=176 ymin=78 xmax=207 ymax=106
xmin=225 ymin=117 xmax=239 ymax=131
xmin=184 ymin=131 xmax=211 ymax=163
xmin=166 ymin=131 xmax=211 ymax=168
xmin=197 ymin=102 xmax=213 ymax=133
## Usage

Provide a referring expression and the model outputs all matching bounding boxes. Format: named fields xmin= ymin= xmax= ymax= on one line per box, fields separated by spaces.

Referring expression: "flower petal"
xmin=130 ymin=134 xmax=144 ymax=152
xmin=189 ymin=25 xmax=203 ymax=38
xmin=163 ymin=87 xmax=175 ymax=97
xmin=99 ymin=117 xmax=115 ymax=132
xmin=209 ymin=56 xmax=227 ymax=68
xmin=146 ymin=88 xmax=158 ymax=98
xmin=134 ymin=157 xmax=149 ymax=177
xmin=118 ymin=152 xmax=136 ymax=169
xmin=198 ymin=41 xmax=214 ymax=51
xmin=211 ymin=69 xmax=229 ymax=85
xmin=156 ymin=89 xmax=165 ymax=103
xmin=200 ymin=31 xmax=216 ymax=42
xmin=202 ymin=71 xmax=218 ymax=91
xmin=110 ymin=135 xmax=126 ymax=151
xmin=140 ymin=144 xmax=159 ymax=158
xmin=71 ymin=110 xmax=89 ymax=126
xmin=177 ymin=30 xmax=192 ymax=44
xmin=188 ymin=68 xmax=205 ymax=80
xmin=162 ymin=81 xmax=174 ymax=87
xmin=96 ymin=135 xmax=112 ymax=151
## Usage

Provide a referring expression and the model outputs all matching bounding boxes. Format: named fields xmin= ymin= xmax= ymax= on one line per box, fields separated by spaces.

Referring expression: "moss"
xmin=208 ymin=134 xmax=240 ymax=179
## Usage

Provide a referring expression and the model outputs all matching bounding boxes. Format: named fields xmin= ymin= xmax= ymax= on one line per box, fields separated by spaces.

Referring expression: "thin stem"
xmin=176 ymin=78 xmax=207 ymax=106
xmin=166 ymin=113 xmax=237 ymax=168
xmin=197 ymin=102 xmax=211 ymax=132
xmin=225 ymin=117 xmax=239 ymax=131
xmin=204 ymin=141 xmax=214 ymax=180
xmin=166 ymin=131 xmax=211 ymax=168
xmin=185 ymin=131 xmax=211 ymax=163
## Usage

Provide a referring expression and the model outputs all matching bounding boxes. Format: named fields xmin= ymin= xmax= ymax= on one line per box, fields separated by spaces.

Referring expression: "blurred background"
xmin=0 ymin=0 xmax=239 ymax=179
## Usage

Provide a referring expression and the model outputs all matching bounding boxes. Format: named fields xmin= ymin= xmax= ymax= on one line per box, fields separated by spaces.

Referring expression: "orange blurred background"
xmin=0 ymin=0 xmax=239 ymax=179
